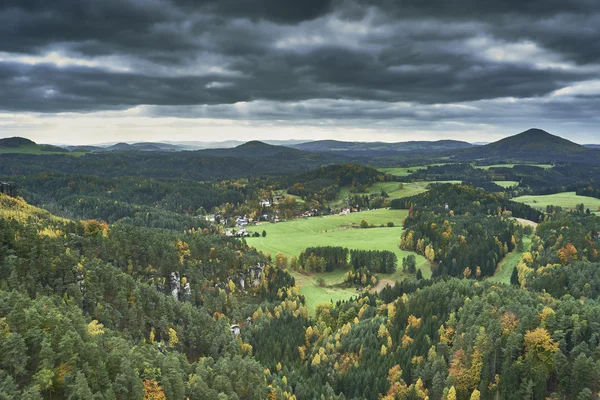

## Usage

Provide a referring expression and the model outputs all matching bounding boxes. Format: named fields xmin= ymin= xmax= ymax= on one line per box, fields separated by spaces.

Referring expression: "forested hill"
xmin=0 ymin=193 xmax=303 ymax=399
xmin=4 ymin=191 xmax=600 ymax=398
xmin=292 ymin=139 xmax=473 ymax=156
xmin=0 ymin=141 xmax=350 ymax=180
xmin=284 ymin=164 xmax=391 ymax=203
xmin=0 ymin=136 xmax=71 ymax=155
xmin=450 ymin=128 xmax=600 ymax=164
xmin=0 ymin=137 xmax=36 ymax=147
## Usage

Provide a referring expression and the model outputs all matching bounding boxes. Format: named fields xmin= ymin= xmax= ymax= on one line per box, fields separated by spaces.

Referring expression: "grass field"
xmin=378 ymin=166 xmax=428 ymax=176
xmin=494 ymin=181 xmax=520 ymax=188
xmin=246 ymin=208 xmax=431 ymax=314
xmin=512 ymin=192 xmax=600 ymax=212
xmin=474 ymin=163 xmax=553 ymax=170
xmin=488 ymin=235 xmax=532 ymax=284
xmin=0 ymin=144 xmax=85 ymax=156
xmin=378 ymin=164 xmax=447 ymax=177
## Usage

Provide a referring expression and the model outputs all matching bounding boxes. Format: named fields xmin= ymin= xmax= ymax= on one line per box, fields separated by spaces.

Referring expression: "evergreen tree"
xmin=510 ymin=266 xmax=519 ymax=285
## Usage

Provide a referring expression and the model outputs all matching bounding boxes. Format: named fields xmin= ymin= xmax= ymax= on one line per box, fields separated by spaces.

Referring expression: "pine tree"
xmin=68 ymin=372 xmax=94 ymax=400
xmin=416 ymin=269 xmax=423 ymax=280
xmin=510 ymin=266 xmax=519 ymax=285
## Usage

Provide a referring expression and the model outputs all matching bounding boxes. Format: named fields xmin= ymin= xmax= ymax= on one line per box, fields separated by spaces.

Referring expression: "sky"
xmin=1 ymin=0 xmax=600 ymax=145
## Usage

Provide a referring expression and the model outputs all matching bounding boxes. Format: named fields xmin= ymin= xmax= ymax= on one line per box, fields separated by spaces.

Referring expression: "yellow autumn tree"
xmin=524 ymin=328 xmax=559 ymax=375
xmin=311 ymin=354 xmax=321 ymax=366
xmin=447 ymin=386 xmax=457 ymax=400
xmin=175 ymin=240 xmax=190 ymax=265
xmin=470 ymin=389 xmax=481 ymax=400
xmin=168 ymin=328 xmax=179 ymax=348
xmin=425 ymin=244 xmax=435 ymax=261
xmin=276 ymin=252 xmax=288 ymax=268
xmin=378 ymin=324 xmax=389 ymax=338
xmin=87 ymin=320 xmax=104 ymax=336
xmin=381 ymin=365 xmax=409 ymax=400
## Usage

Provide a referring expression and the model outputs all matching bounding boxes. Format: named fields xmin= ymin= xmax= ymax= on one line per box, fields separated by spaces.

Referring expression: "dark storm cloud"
xmin=175 ymin=0 xmax=334 ymax=24
xmin=0 ymin=0 xmax=599 ymax=116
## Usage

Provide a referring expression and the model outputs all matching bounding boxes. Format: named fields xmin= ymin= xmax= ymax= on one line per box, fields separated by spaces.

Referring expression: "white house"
xmin=236 ymin=228 xmax=249 ymax=237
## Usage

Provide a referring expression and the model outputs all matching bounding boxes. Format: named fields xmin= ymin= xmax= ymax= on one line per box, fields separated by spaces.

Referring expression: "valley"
xmin=2 ymin=128 xmax=600 ymax=399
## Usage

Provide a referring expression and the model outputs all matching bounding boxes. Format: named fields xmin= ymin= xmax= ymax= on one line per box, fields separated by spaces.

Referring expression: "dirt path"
xmin=370 ymin=279 xmax=395 ymax=293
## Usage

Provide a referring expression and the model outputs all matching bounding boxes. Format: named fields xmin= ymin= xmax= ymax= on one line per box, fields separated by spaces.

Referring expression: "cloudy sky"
xmin=1 ymin=0 xmax=600 ymax=144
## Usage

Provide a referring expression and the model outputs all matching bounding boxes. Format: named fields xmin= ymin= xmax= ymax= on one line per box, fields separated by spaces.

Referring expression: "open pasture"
xmin=512 ymin=192 xmax=600 ymax=212
xmin=474 ymin=163 xmax=553 ymax=170
xmin=494 ymin=181 xmax=520 ymax=188
xmin=246 ymin=208 xmax=431 ymax=313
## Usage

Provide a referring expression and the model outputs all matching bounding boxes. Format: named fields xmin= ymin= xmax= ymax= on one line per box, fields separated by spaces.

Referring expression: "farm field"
xmin=474 ymin=163 xmax=553 ymax=170
xmin=494 ymin=181 xmax=520 ymax=188
xmin=292 ymin=271 xmax=358 ymax=315
xmin=512 ymin=192 xmax=600 ymax=212
xmin=378 ymin=163 xmax=447 ymax=176
xmin=378 ymin=166 xmax=428 ymax=176
xmin=246 ymin=208 xmax=431 ymax=313
xmin=0 ymin=144 xmax=84 ymax=156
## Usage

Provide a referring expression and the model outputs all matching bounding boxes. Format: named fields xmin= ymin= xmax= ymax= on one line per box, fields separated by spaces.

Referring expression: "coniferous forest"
xmin=2 ymin=141 xmax=600 ymax=400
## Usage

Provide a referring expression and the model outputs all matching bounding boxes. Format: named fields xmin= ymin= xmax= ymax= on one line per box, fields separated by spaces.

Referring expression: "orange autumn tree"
xmin=557 ymin=243 xmax=578 ymax=265
xmin=143 ymin=380 xmax=166 ymax=400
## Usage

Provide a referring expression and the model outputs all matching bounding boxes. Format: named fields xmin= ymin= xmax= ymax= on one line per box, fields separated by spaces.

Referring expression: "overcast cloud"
xmin=0 ymin=0 xmax=599 ymax=144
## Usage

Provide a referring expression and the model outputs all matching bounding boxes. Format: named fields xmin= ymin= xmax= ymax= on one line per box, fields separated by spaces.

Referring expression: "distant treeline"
xmin=576 ymin=186 xmax=600 ymax=201
xmin=402 ymin=163 xmax=600 ymax=194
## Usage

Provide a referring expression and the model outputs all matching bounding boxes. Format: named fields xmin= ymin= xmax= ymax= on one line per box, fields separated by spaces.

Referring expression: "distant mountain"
xmin=102 ymin=142 xmax=184 ymax=151
xmin=196 ymin=140 xmax=349 ymax=162
xmin=59 ymin=139 xmax=308 ymax=151
xmin=291 ymin=139 xmax=473 ymax=156
xmin=106 ymin=142 xmax=136 ymax=151
xmin=450 ymin=128 xmax=600 ymax=163
xmin=65 ymin=145 xmax=104 ymax=152
xmin=585 ymin=144 xmax=600 ymax=149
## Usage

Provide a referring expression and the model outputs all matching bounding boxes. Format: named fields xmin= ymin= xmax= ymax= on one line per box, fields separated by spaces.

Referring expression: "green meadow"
xmin=488 ymin=235 xmax=532 ymax=284
xmin=474 ymin=163 xmax=553 ymax=170
xmin=494 ymin=181 xmax=520 ymax=188
xmin=0 ymin=144 xmax=85 ymax=157
xmin=378 ymin=163 xmax=447 ymax=177
xmin=377 ymin=166 xmax=428 ymax=176
xmin=512 ymin=192 xmax=600 ymax=212
xmin=245 ymin=208 xmax=431 ymax=314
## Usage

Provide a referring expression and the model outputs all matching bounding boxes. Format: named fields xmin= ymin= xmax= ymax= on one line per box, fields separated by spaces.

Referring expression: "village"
xmin=204 ymin=192 xmax=375 ymax=238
